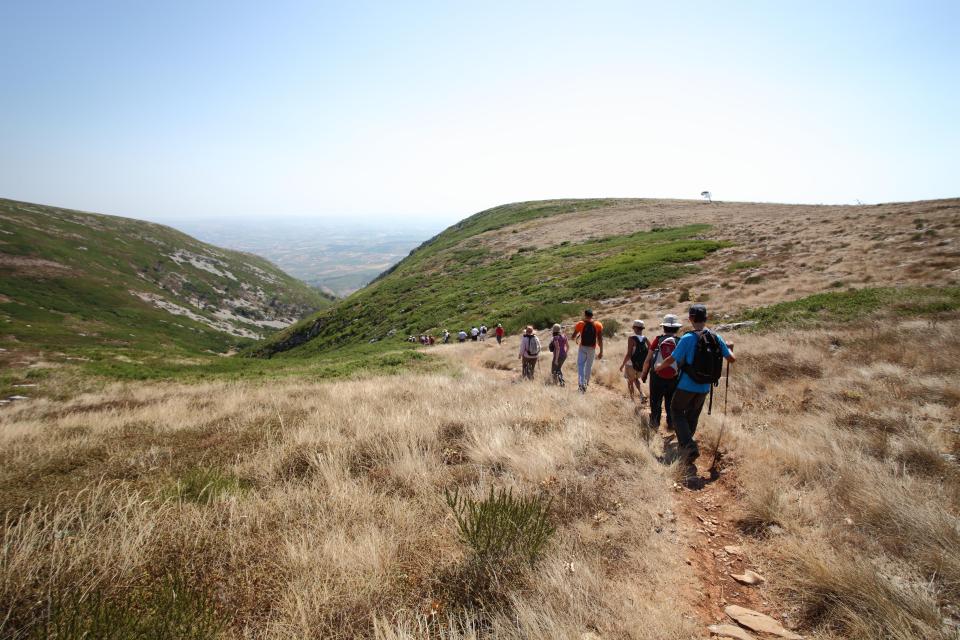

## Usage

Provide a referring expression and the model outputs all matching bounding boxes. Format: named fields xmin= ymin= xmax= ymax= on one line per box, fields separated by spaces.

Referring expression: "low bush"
xmin=504 ymin=303 xmax=580 ymax=333
xmin=30 ymin=574 xmax=222 ymax=640
xmin=445 ymin=486 xmax=555 ymax=568
xmin=602 ymin=318 xmax=621 ymax=337
xmin=169 ymin=467 xmax=251 ymax=504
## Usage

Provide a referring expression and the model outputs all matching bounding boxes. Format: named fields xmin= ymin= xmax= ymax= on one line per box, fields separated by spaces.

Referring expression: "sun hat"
xmin=661 ymin=313 xmax=683 ymax=328
xmin=524 ymin=325 xmax=534 ymax=334
xmin=632 ymin=319 xmax=644 ymax=329
xmin=552 ymin=323 xmax=562 ymax=334
xmin=688 ymin=304 xmax=708 ymax=322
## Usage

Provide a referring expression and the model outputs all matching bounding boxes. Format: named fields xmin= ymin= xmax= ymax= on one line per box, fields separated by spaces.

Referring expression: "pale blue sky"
xmin=1 ymin=1 xmax=957 ymax=224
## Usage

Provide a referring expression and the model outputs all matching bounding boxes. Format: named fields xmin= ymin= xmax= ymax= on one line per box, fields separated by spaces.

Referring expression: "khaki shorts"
xmin=623 ymin=366 xmax=641 ymax=381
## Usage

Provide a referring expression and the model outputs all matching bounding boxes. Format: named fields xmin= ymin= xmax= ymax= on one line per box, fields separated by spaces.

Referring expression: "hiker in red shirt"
xmin=641 ymin=314 xmax=683 ymax=431
xmin=495 ymin=324 xmax=504 ymax=345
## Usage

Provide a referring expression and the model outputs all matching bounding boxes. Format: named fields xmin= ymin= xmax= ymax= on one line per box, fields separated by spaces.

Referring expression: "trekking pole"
xmin=709 ymin=360 xmax=731 ymax=471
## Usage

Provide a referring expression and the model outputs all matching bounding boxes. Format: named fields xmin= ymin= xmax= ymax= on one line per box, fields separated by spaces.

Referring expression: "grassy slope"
xmin=0 ymin=198 xmax=333 ymax=359
xmin=252 ymin=200 xmax=727 ymax=357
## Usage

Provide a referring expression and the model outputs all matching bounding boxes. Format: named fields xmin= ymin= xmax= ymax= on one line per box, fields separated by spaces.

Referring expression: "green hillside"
xmin=0 ymin=198 xmax=333 ymax=359
xmin=252 ymin=199 xmax=727 ymax=357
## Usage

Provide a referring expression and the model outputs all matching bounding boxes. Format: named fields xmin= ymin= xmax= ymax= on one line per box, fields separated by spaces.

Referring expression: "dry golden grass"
xmin=3 ymin=194 xmax=959 ymax=638
xmin=716 ymin=317 xmax=960 ymax=639
xmin=0 ymin=366 xmax=700 ymax=639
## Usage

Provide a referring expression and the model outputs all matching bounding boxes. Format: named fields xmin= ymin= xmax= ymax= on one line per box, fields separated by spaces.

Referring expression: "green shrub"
xmin=445 ymin=486 xmax=555 ymax=568
xmin=504 ymin=303 xmax=580 ymax=333
xmin=30 ymin=574 xmax=222 ymax=640
xmin=741 ymin=286 xmax=960 ymax=330
xmin=678 ymin=288 xmax=691 ymax=302
xmin=170 ymin=467 xmax=250 ymax=504
xmin=726 ymin=259 xmax=761 ymax=272
xmin=602 ymin=318 xmax=621 ymax=337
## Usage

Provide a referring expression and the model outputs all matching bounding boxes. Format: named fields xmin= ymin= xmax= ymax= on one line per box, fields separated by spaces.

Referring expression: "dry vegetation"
xmin=1 ymin=367 xmax=702 ymax=639
xmin=3 ymin=198 xmax=959 ymax=639
xmin=723 ymin=317 xmax=960 ymax=640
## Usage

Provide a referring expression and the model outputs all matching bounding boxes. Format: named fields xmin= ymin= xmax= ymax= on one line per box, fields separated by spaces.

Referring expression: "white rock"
xmin=725 ymin=605 xmax=803 ymax=639
xmin=731 ymin=570 xmax=766 ymax=585
xmin=708 ymin=624 xmax=755 ymax=640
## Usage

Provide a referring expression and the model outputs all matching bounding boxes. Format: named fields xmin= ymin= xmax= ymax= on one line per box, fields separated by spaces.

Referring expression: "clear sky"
xmin=1 ymin=1 xmax=957 ymax=224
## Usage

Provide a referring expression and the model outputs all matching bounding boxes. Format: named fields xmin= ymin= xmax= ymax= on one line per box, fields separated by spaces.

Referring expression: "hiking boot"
xmin=681 ymin=445 xmax=700 ymax=463
xmin=578 ymin=384 xmax=586 ymax=394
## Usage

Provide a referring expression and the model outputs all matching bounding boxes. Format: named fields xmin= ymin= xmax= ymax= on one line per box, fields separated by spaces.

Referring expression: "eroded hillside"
xmin=0 ymin=198 xmax=333 ymax=359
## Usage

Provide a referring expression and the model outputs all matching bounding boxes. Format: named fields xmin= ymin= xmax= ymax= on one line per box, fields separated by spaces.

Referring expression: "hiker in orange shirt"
xmin=571 ymin=309 xmax=603 ymax=393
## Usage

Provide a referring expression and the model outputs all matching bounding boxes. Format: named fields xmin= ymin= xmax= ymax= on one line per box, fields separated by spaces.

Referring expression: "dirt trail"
xmin=449 ymin=336 xmax=792 ymax=638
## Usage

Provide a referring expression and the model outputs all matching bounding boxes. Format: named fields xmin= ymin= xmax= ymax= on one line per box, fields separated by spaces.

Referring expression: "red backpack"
xmin=651 ymin=335 xmax=679 ymax=379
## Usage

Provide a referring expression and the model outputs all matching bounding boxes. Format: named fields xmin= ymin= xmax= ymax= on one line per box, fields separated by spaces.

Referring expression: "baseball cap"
xmin=688 ymin=304 xmax=708 ymax=322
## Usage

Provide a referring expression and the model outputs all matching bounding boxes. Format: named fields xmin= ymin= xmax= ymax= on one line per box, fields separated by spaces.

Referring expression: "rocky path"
xmin=454 ymin=338 xmax=803 ymax=639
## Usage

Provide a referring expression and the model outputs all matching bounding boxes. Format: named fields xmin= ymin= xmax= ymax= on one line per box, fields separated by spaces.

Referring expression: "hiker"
xmin=480 ymin=325 xmax=487 ymax=341
xmin=428 ymin=335 xmax=436 ymax=346
xmin=571 ymin=309 xmax=603 ymax=393
xmin=442 ymin=329 xmax=450 ymax=344
xmin=548 ymin=323 xmax=568 ymax=386
xmin=641 ymin=313 xmax=683 ymax=431
xmin=619 ymin=319 xmax=649 ymax=403
xmin=654 ymin=304 xmax=735 ymax=462
xmin=518 ymin=325 xmax=542 ymax=380
xmin=458 ymin=330 xmax=468 ymax=343
xmin=495 ymin=324 xmax=504 ymax=345
xmin=471 ymin=326 xmax=479 ymax=341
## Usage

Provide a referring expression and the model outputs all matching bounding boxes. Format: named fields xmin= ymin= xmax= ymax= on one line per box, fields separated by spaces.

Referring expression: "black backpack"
xmin=682 ymin=329 xmax=724 ymax=385
xmin=630 ymin=335 xmax=648 ymax=370
xmin=581 ymin=321 xmax=598 ymax=347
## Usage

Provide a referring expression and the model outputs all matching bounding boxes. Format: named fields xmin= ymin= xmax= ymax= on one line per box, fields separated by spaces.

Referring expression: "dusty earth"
xmin=473 ymin=198 xmax=960 ymax=322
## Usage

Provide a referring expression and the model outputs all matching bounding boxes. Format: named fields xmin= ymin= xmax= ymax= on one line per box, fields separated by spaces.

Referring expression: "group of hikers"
xmin=410 ymin=324 xmax=507 ymax=345
xmin=517 ymin=304 xmax=735 ymax=462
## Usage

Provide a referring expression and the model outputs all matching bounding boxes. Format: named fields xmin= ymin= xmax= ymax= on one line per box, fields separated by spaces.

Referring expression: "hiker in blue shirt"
xmin=654 ymin=304 xmax=735 ymax=462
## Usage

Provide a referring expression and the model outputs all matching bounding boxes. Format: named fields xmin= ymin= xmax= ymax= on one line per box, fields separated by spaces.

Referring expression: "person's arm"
xmin=619 ymin=337 xmax=634 ymax=371
xmin=641 ymin=339 xmax=655 ymax=381
xmin=518 ymin=338 xmax=525 ymax=359
xmin=597 ymin=331 xmax=604 ymax=359
xmin=720 ymin=336 xmax=736 ymax=363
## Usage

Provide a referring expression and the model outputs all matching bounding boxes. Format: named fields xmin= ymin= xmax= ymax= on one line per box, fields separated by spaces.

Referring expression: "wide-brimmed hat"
xmin=524 ymin=325 xmax=535 ymax=334
xmin=661 ymin=313 xmax=683 ymax=328
xmin=552 ymin=323 xmax=562 ymax=333
xmin=632 ymin=319 xmax=644 ymax=329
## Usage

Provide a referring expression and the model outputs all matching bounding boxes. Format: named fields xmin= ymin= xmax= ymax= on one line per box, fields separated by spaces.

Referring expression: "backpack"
xmin=651 ymin=335 xmax=679 ymax=379
xmin=581 ymin=321 xmax=599 ymax=347
xmin=551 ymin=334 xmax=569 ymax=358
xmin=629 ymin=335 xmax=648 ymax=370
xmin=525 ymin=335 xmax=541 ymax=356
xmin=682 ymin=330 xmax=724 ymax=385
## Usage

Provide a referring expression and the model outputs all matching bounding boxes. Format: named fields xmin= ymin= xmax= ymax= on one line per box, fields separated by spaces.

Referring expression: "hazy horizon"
xmin=2 ymin=1 xmax=958 ymax=225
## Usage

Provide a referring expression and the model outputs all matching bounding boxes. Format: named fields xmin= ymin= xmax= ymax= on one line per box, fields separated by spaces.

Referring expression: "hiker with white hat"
xmin=518 ymin=325 xmax=542 ymax=380
xmin=654 ymin=304 xmax=736 ymax=462
xmin=619 ymin=319 xmax=649 ymax=403
xmin=641 ymin=313 xmax=683 ymax=431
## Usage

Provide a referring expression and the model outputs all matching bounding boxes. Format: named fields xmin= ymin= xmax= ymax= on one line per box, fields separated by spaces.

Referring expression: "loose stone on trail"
xmin=724 ymin=545 xmax=743 ymax=555
xmin=708 ymin=623 xmax=756 ymax=640
xmin=724 ymin=605 xmax=803 ymax=639
xmin=730 ymin=570 xmax=765 ymax=585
